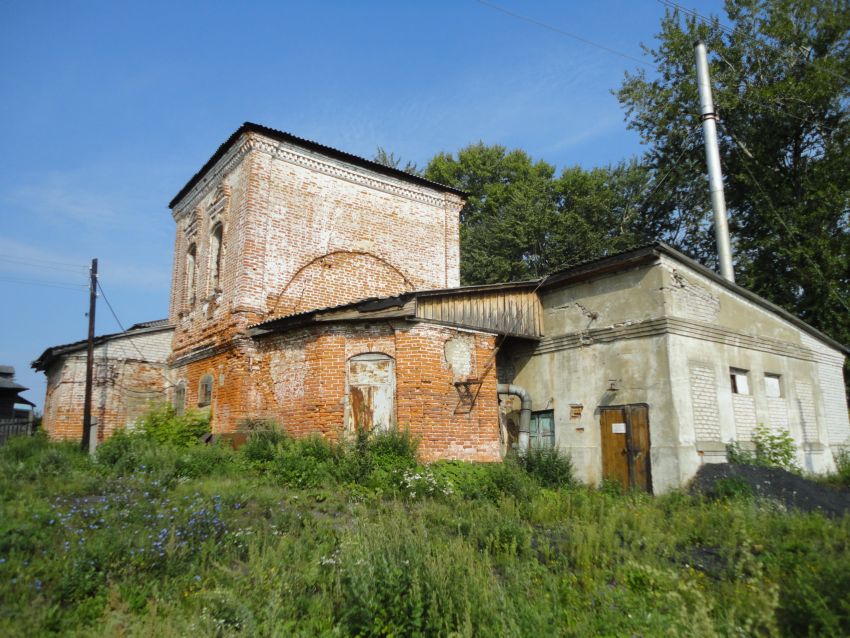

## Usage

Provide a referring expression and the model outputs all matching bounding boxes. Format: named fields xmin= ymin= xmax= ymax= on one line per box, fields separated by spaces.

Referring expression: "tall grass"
xmin=1 ymin=428 xmax=849 ymax=636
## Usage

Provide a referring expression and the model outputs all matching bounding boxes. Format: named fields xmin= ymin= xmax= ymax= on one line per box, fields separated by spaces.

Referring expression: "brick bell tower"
xmin=165 ymin=123 xmax=465 ymax=429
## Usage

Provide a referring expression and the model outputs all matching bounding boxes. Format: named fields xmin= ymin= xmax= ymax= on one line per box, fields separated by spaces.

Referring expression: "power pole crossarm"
xmin=82 ymin=258 xmax=97 ymax=452
xmin=694 ymin=40 xmax=735 ymax=283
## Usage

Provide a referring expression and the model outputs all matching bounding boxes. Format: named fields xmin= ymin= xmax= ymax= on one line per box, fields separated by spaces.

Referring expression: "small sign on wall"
xmin=569 ymin=404 xmax=583 ymax=419
xmin=612 ymin=422 xmax=627 ymax=434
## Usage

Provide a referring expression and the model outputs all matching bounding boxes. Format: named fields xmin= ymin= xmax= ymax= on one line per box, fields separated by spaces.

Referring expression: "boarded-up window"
xmin=186 ymin=243 xmax=197 ymax=305
xmin=174 ymin=382 xmax=186 ymax=415
xmin=209 ymin=223 xmax=223 ymax=292
xmin=347 ymin=353 xmax=395 ymax=433
xmin=765 ymin=373 xmax=782 ymax=398
xmin=198 ymin=374 xmax=213 ymax=407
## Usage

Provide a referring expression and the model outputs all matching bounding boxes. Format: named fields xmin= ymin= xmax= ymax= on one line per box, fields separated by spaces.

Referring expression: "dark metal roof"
xmin=168 ymin=122 xmax=467 ymax=209
xmin=14 ymin=394 xmax=36 ymax=408
xmin=249 ymin=293 xmax=416 ymax=334
xmin=540 ymin=242 xmax=849 ymax=355
xmin=0 ymin=377 xmax=28 ymax=391
xmin=129 ymin=318 xmax=171 ymax=330
xmin=32 ymin=320 xmax=174 ymax=372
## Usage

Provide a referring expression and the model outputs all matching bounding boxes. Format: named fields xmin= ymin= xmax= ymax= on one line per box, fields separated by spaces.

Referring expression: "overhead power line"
xmin=475 ymin=0 xmax=652 ymax=68
xmin=659 ymin=0 xmax=850 ymax=85
xmin=96 ymin=278 xmax=175 ymax=389
xmin=0 ymin=253 xmax=89 ymax=272
xmin=0 ymin=276 xmax=87 ymax=290
xmin=474 ymin=0 xmax=843 ymax=143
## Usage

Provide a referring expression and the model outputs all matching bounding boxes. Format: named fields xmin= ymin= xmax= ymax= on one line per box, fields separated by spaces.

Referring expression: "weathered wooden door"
xmin=348 ymin=354 xmax=395 ymax=433
xmin=599 ymin=404 xmax=652 ymax=492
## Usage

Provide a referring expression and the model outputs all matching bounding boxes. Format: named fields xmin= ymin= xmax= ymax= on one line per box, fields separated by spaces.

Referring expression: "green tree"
xmin=373 ymin=146 xmax=421 ymax=176
xmin=423 ymin=143 xmax=650 ymax=284
xmin=618 ymin=0 xmax=850 ymax=349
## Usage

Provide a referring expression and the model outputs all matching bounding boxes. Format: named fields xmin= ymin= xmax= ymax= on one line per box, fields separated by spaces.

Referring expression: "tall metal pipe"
xmin=497 ymin=383 xmax=532 ymax=453
xmin=694 ymin=40 xmax=735 ymax=283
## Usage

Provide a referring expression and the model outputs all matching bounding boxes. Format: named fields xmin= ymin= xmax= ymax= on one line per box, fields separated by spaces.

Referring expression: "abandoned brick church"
xmin=35 ymin=123 xmax=850 ymax=492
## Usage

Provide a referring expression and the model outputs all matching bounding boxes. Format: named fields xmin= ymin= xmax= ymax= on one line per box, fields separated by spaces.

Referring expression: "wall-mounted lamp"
xmin=607 ymin=379 xmax=620 ymax=392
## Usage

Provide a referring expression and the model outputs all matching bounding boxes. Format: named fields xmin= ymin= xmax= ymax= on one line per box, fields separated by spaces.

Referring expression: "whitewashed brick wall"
xmin=688 ymin=363 xmax=721 ymax=440
xmin=794 ymin=381 xmax=819 ymax=443
xmin=733 ymin=394 xmax=757 ymax=440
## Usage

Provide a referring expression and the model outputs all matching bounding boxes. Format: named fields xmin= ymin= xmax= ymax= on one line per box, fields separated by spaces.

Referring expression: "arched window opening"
xmin=186 ymin=243 xmax=197 ymax=305
xmin=347 ymin=353 xmax=395 ymax=433
xmin=209 ymin=224 xmax=223 ymax=293
xmin=198 ymin=374 xmax=213 ymax=408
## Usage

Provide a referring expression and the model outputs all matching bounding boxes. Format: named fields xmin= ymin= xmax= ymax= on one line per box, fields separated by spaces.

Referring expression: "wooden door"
xmin=627 ymin=405 xmax=652 ymax=492
xmin=599 ymin=404 xmax=652 ymax=492
xmin=348 ymin=354 xmax=395 ymax=433
xmin=600 ymin=407 xmax=630 ymax=489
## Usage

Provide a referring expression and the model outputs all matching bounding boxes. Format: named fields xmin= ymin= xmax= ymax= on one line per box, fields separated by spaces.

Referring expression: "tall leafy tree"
xmin=373 ymin=147 xmax=420 ymax=176
xmin=618 ymin=0 xmax=850 ymax=348
xmin=423 ymin=143 xmax=650 ymax=284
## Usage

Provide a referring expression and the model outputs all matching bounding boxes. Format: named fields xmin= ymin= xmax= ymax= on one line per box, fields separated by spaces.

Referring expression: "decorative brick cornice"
xmin=251 ymin=135 xmax=463 ymax=209
xmin=173 ymin=131 xmax=465 ymax=218
xmin=173 ymin=137 xmax=254 ymax=220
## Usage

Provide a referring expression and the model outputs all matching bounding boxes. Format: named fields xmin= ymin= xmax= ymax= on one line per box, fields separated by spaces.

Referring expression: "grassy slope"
xmin=1 ymin=433 xmax=849 ymax=637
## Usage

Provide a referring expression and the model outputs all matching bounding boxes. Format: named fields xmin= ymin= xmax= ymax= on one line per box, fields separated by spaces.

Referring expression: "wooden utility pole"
xmin=81 ymin=258 xmax=97 ymax=452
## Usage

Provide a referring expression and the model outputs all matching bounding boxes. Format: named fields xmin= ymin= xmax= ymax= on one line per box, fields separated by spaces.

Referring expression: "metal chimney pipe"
xmin=694 ymin=40 xmax=735 ymax=283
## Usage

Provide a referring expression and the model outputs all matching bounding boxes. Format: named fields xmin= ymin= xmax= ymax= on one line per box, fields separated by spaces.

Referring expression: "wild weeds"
xmin=1 ymin=427 xmax=849 ymax=636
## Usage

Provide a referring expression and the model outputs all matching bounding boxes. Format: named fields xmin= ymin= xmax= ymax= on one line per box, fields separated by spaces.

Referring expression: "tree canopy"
xmin=618 ymin=0 xmax=850 ymax=345
xmin=423 ymin=144 xmax=653 ymax=284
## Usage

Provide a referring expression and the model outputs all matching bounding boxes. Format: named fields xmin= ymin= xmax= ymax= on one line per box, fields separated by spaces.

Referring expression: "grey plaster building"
xmin=499 ymin=243 xmax=850 ymax=493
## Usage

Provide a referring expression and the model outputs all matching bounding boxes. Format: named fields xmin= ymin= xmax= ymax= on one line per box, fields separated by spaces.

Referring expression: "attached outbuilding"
xmin=498 ymin=243 xmax=850 ymax=493
xmin=33 ymin=320 xmax=174 ymax=442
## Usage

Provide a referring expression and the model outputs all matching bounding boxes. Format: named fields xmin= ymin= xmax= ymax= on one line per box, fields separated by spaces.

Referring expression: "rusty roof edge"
xmin=169 ymin=122 xmax=468 ymax=209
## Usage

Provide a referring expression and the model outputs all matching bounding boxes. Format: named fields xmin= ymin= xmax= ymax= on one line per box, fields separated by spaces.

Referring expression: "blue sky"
xmin=0 ymin=0 xmax=724 ymax=408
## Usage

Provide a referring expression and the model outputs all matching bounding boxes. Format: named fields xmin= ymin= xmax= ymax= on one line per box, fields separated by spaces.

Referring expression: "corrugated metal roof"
xmin=249 ymin=294 xmax=415 ymax=334
xmin=169 ymin=122 xmax=467 ymax=209
xmin=129 ymin=318 xmax=171 ymax=330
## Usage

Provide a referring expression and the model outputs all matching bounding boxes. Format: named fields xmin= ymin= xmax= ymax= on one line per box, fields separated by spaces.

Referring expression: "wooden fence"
xmin=0 ymin=418 xmax=34 ymax=444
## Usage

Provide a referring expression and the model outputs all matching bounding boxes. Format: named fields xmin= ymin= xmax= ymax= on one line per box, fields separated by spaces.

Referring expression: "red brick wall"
xmin=171 ymin=322 xmax=501 ymax=462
